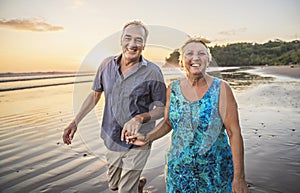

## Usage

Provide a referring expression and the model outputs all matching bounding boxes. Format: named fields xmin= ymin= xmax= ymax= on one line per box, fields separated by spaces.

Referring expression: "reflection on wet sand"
xmin=209 ymin=67 xmax=274 ymax=91
xmin=163 ymin=67 xmax=275 ymax=91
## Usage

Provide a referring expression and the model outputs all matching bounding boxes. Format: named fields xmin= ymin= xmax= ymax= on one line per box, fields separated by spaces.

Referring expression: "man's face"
xmin=121 ymin=25 xmax=146 ymax=62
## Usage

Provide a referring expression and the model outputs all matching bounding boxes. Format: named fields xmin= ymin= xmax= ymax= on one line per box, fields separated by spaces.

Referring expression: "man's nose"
xmin=128 ymin=39 xmax=137 ymax=47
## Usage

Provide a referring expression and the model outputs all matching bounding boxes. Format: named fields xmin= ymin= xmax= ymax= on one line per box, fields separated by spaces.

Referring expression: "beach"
xmin=0 ymin=65 xmax=299 ymax=193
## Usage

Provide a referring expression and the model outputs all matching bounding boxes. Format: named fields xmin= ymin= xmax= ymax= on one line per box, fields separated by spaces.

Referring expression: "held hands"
xmin=121 ymin=116 xmax=143 ymax=142
xmin=62 ymin=121 xmax=77 ymax=145
xmin=125 ymin=133 xmax=148 ymax=146
xmin=120 ymin=115 xmax=149 ymax=146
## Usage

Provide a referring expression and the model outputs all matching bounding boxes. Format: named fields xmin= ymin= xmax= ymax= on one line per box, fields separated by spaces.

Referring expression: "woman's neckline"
xmin=179 ymin=77 xmax=216 ymax=103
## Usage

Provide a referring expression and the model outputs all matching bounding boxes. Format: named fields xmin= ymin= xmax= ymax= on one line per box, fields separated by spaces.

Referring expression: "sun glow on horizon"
xmin=0 ymin=0 xmax=299 ymax=73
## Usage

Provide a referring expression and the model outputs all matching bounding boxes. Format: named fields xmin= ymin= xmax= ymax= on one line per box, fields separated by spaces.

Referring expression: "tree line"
xmin=165 ymin=39 xmax=300 ymax=66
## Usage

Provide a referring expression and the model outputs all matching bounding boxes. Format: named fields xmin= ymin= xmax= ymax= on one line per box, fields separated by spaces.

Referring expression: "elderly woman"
xmin=126 ymin=37 xmax=249 ymax=193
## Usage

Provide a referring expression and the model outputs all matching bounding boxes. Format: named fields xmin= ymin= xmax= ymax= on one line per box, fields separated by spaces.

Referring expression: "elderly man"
xmin=63 ymin=20 xmax=166 ymax=193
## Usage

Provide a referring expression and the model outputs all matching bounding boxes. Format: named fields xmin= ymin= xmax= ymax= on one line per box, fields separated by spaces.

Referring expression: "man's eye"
xmin=136 ymin=39 xmax=143 ymax=44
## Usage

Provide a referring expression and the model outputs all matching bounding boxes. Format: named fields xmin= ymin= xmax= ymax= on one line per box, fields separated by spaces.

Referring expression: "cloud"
xmin=0 ymin=18 xmax=64 ymax=32
xmin=218 ymin=27 xmax=247 ymax=36
xmin=70 ymin=0 xmax=84 ymax=9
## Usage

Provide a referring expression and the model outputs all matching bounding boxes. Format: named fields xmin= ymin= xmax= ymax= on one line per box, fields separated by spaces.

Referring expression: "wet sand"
xmin=0 ymin=65 xmax=299 ymax=193
xmin=236 ymin=74 xmax=300 ymax=193
xmin=253 ymin=64 xmax=300 ymax=79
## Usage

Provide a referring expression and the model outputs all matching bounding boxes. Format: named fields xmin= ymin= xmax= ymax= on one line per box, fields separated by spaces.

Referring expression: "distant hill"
xmin=164 ymin=39 xmax=300 ymax=66
xmin=210 ymin=39 xmax=300 ymax=66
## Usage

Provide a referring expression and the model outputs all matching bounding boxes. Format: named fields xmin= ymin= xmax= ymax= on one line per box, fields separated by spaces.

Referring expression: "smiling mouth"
xmin=126 ymin=47 xmax=137 ymax=52
xmin=191 ymin=63 xmax=201 ymax=67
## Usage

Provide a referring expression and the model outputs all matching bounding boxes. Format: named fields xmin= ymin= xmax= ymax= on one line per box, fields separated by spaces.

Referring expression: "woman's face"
xmin=182 ymin=42 xmax=209 ymax=77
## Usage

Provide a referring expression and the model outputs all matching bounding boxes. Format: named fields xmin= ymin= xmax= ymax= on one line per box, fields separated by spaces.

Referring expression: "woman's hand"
xmin=125 ymin=133 xmax=148 ymax=146
xmin=232 ymin=178 xmax=249 ymax=193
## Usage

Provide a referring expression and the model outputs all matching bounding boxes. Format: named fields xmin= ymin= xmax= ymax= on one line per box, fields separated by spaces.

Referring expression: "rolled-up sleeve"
xmin=92 ymin=56 xmax=114 ymax=92
xmin=150 ymin=70 xmax=167 ymax=106
xmin=92 ymin=66 xmax=103 ymax=92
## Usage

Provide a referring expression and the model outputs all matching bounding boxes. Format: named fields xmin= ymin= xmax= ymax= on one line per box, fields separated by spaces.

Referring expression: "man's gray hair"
xmin=122 ymin=20 xmax=149 ymax=41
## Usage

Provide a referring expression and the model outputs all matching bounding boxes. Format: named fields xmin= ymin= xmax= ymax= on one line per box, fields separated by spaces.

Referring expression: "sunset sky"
xmin=0 ymin=0 xmax=299 ymax=73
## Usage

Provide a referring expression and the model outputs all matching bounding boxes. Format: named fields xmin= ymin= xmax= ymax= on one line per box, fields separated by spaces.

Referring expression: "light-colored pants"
xmin=106 ymin=143 xmax=151 ymax=193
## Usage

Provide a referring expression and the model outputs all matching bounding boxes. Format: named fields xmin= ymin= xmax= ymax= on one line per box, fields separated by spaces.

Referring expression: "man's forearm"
xmin=134 ymin=106 xmax=165 ymax=124
xmin=74 ymin=92 xmax=102 ymax=125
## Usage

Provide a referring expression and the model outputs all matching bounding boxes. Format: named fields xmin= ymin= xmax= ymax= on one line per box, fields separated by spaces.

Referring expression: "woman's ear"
xmin=180 ymin=60 xmax=183 ymax=68
xmin=207 ymin=48 xmax=212 ymax=63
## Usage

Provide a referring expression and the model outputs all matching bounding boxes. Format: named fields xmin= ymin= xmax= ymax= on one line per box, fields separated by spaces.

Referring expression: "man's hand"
xmin=63 ymin=121 xmax=77 ymax=145
xmin=121 ymin=116 xmax=143 ymax=142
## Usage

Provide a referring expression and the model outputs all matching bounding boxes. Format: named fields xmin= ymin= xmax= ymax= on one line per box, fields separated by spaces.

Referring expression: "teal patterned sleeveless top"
xmin=166 ymin=78 xmax=233 ymax=193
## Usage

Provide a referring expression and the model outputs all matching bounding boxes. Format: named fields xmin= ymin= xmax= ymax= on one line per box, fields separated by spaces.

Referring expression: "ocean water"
xmin=0 ymin=71 xmax=95 ymax=92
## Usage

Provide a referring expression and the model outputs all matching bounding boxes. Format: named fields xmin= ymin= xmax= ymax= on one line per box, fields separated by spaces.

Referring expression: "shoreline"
xmin=247 ymin=64 xmax=300 ymax=79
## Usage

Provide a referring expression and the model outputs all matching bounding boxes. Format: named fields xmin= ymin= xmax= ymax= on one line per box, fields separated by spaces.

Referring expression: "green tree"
xmin=210 ymin=40 xmax=300 ymax=66
xmin=165 ymin=49 xmax=180 ymax=66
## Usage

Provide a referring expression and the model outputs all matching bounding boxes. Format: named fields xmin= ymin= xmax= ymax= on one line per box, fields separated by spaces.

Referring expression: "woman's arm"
xmin=219 ymin=81 xmax=249 ymax=193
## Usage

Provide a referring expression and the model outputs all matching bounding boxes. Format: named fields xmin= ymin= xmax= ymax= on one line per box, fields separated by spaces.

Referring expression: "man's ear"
xmin=120 ymin=35 xmax=123 ymax=46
